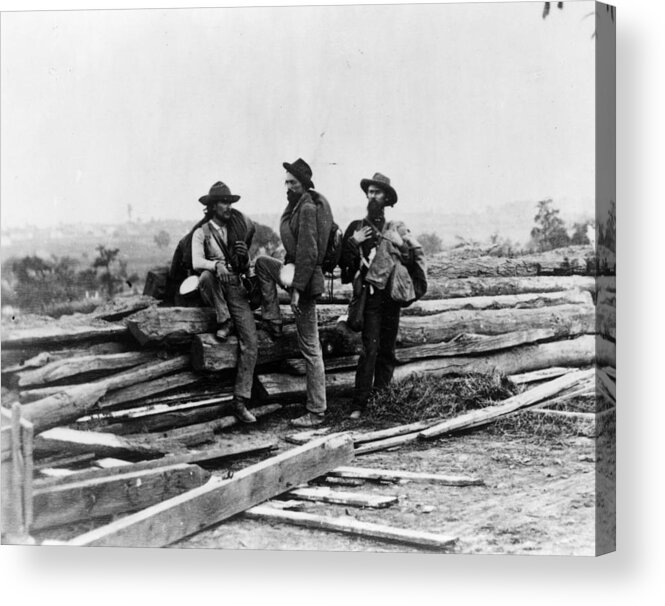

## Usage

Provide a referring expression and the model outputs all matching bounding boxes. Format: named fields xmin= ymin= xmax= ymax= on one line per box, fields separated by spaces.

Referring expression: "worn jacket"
xmin=191 ymin=210 xmax=255 ymax=275
xmin=280 ymin=190 xmax=333 ymax=297
xmin=340 ymin=217 xmax=428 ymax=302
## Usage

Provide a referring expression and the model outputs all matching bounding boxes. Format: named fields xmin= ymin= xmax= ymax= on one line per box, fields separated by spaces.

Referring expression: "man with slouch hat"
xmin=255 ymin=158 xmax=333 ymax=427
xmin=191 ymin=180 xmax=259 ymax=424
xmin=340 ymin=172 xmax=427 ymax=420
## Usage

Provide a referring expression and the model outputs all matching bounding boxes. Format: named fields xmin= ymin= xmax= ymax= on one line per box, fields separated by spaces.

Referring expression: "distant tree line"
xmin=2 ymin=245 xmax=139 ymax=313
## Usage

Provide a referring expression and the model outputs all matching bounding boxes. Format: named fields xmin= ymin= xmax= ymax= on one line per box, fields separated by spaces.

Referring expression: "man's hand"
xmin=352 ymin=226 xmax=373 ymax=245
xmin=215 ymin=261 xmax=231 ymax=283
xmin=290 ymin=289 xmax=302 ymax=318
xmin=234 ymin=241 xmax=249 ymax=258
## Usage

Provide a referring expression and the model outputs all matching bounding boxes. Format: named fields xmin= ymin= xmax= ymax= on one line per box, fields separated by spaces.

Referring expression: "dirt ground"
xmin=171 ymin=402 xmax=615 ymax=556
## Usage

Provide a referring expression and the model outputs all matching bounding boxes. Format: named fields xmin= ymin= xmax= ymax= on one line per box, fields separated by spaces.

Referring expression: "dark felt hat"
xmin=198 ymin=181 xmax=241 ymax=205
xmin=283 ymin=158 xmax=315 ymax=190
xmin=360 ymin=172 xmax=398 ymax=206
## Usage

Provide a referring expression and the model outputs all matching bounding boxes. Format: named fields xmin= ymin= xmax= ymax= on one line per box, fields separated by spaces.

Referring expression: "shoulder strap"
xmin=204 ymin=221 xmax=234 ymax=269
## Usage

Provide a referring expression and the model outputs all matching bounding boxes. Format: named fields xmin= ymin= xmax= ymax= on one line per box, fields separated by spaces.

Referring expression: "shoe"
xmin=290 ymin=412 xmax=325 ymax=428
xmin=215 ymin=322 xmax=232 ymax=341
xmin=233 ymin=399 xmax=257 ymax=424
xmin=264 ymin=322 xmax=283 ymax=341
xmin=349 ymin=409 xmax=362 ymax=420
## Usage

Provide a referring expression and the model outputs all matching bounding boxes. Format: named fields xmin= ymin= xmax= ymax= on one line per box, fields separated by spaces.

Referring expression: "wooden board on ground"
xmin=507 ymin=367 xmax=576 ymax=385
xmin=285 ymin=486 xmax=398 ymax=509
xmin=245 ymin=506 xmax=457 ymax=551
xmin=32 ymin=463 xmax=210 ymax=530
xmin=328 ymin=466 xmax=485 ymax=486
xmin=419 ymin=368 xmax=596 ymax=440
xmin=65 ymin=433 xmax=355 ymax=547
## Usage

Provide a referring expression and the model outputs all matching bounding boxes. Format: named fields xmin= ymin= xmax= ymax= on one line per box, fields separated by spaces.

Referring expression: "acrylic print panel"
xmin=0 ymin=1 xmax=615 ymax=555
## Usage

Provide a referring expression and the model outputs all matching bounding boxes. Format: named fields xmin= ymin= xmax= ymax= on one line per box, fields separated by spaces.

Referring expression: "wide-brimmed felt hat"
xmin=198 ymin=181 xmax=241 ymax=205
xmin=283 ymin=158 xmax=315 ymax=190
xmin=360 ymin=172 xmax=398 ymax=206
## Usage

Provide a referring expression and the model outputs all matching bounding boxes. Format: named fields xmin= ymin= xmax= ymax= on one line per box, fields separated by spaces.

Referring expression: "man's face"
xmin=285 ymin=172 xmax=304 ymax=195
xmin=213 ymin=200 xmax=232 ymax=222
xmin=367 ymin=185 xmax=387 ymax=218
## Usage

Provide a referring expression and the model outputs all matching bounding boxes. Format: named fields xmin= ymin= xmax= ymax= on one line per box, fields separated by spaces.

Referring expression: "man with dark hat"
xmin=255 ymin=158 xmax=333 ymax=427
xmin=340 ymin=172 xmax=427 ymax=419
xmin=191 ymin=180 xmax=259 ymax=423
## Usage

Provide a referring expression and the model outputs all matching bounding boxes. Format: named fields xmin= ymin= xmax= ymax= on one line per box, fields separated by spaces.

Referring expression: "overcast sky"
xmin=1 ymin=1 xmax=596 ymax=228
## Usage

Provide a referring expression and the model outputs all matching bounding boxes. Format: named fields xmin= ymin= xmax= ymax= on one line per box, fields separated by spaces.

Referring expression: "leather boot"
xmin=215 ymin=321 xmax=232 ymax=341
xmin=233 ymin=397 xmax=257 ymax=423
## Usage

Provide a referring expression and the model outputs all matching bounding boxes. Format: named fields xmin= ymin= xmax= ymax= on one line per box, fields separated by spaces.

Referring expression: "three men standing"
xmin=191 ymin=181 xmax=259 ymax=424
xmin=255 ymin=158 xmax=333 ymax=427
xmin=340 ymin=173 xmax=427 ymax=419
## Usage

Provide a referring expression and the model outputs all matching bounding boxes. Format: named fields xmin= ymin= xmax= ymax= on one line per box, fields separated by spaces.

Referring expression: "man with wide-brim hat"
xmin=190 ymin=180 xmax=259 ymax=424
xmin=255 ymin=158 xmax=335 ymax=428
xmin=340 ymin=172 xmax=427 ymax=420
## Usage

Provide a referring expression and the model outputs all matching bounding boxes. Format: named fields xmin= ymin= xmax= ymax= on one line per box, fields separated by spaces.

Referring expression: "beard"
xmin=367 ymin=200 xmax=385 ymax=223
xmin=286 ymin=189 xmax=302 ymax=205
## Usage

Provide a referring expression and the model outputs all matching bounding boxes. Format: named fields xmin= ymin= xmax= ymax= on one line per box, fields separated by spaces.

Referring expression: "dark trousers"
xmin=353 ymin=288 xmax=401 ymax=409
xmin=198 ymin=270 xmax=258 ymax=400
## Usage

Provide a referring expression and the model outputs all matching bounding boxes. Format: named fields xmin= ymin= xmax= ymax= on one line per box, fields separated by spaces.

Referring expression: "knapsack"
xmin=322 ymin=221 xmax=343 ymax=275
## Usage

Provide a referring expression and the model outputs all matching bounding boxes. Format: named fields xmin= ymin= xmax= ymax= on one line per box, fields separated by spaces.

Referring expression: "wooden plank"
xmin=99 ymin=371 xmax=202 ymax=409
xmin=65 ymin=434 xmax=355 ymax=547
xmin=19 ymin=355 xmax=191 ymax=403
xmin=126 ymin=306 xmax=217 ymax=346
xmin=17 ymin=352 xmax=155 ymax=388
xmin=268 ymin=289 xmax=593 ymax=324
xmin=147 ymin=404 xmax=282 ymax=441
xmin=196 ymin=304 xmax=593 ymax=372
xmin=419 ymin=368 xmax=595 ymax=440
xmin=284 ymin=427 xmax=334 ymax=446
xmin=352 ymin=421 xmax=437 ymax=445
xmin=395 ymin=329 xmax=566 ymax=362
xmin=260 ymin=336 xmax=596 ymax=401
xmin=1 ymin=319 xmax=127 ymax=349
xmin=282 ymin=355 xmax=359 ymax=376
xmin=597 ymin=368 xmax=616 ymax=401
xmin=427 ymin=245 xmax=594 ymax=279
xmin=91 ymin=295 xmax=158 ymax=322
xmin=2 ymin=342 xmax=131 ymax=374
xmin=33 ymin=427 xmax=183 ymax=459
xmin=32 ymin=463 xmax=211 ymax=530
xmin=603 ymin=366 xmax=616 ymax=380
xmin=328 ymin=466 xmax=484 ymax=486
xmin=193 ymin=323 xmax=361 ymax=372
xmin=285 ymin=486 xmax=398 ymax=509
xmin=33 ymin=438 xmax=279 ymax=489
xmin=396 ymin=304 xmax=594 ymax=347
xmin=21 ymin=420 xmax=34 ymax=529
xmin=94 ymin=458 xmax=133 ymax=468
xmin=245 ymin=506 xmax=457 ymax=551
xmin=78 ymin=394 xmax=233 ymax=424
xmin=97 ymin=400 xmax=233 ymax=435
xmin=21 ymin=383 xmax=109 ymax=432
xmin=33 ymin=453 xmax=97 ymax=471
xmin=507 ymin=367 xmax=575 ymax=385
xmin=354 ymin=432 xmax=422 ymax=456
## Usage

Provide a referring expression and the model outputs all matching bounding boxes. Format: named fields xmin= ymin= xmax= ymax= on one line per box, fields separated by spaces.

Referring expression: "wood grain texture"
xmin=65 ymin=433 xmax=355 ymax=547
xmin=245 ymin=506 xmax=458 ymax=551
xmin=32 ymin=463 xmax=210 ymax=530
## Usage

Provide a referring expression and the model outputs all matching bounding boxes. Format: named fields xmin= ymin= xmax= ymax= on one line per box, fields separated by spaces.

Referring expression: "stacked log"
xmin=1 ymin=248 xmax=613 ymax=537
